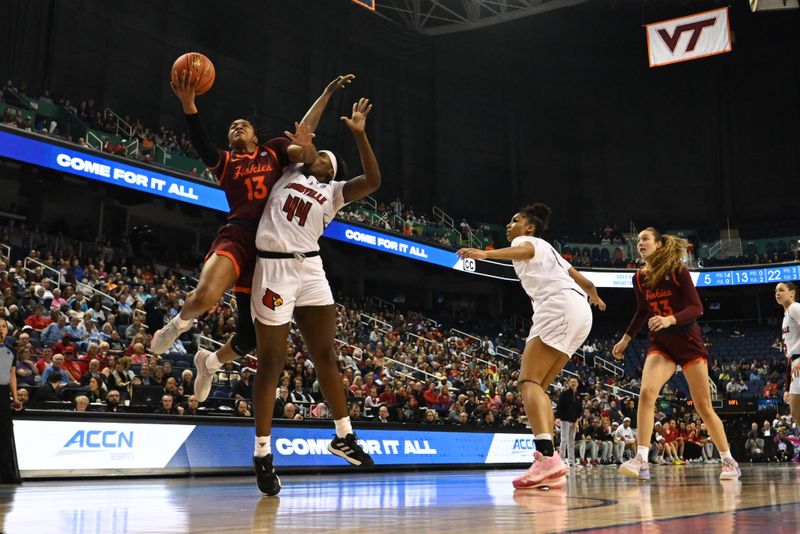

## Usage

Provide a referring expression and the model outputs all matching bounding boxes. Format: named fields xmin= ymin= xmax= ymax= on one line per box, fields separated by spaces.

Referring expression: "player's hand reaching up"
xmin=171 ymin=69 xmax=201 ymax=114
xmin=284 ymin=122 xmax=315 ymax=147
xmin=341 ymin=98 xmax=372 ymax=133
xmin=325 ymin=74 xmax=355 ymax=95
xmin=457 ymin=248 xmax=488 ymax=260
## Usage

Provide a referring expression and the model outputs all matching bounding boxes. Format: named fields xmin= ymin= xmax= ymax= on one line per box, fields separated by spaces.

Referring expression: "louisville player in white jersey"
xmin=245 ymin=98 xmax=380 ymax=495
xmin=458 ymin=203 xmax=605 ymax=490
xmin=776 ymin=281 xmax=800 ymax=472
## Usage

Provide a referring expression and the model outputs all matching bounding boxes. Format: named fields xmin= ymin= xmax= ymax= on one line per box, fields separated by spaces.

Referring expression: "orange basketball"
xmin=172 ymin=52 xmax=215 ymax=95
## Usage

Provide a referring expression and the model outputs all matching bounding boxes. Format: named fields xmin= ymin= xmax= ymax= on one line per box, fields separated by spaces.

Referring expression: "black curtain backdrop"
xmin=2 ymin=0 xmax=798 ymax=237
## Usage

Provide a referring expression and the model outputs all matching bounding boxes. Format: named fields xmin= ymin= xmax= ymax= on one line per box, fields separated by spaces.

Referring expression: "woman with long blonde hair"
xmin=613 ymin=227 xmax=740 ymax=480
xmin=776 ymin=281 xmax=800 ymax=472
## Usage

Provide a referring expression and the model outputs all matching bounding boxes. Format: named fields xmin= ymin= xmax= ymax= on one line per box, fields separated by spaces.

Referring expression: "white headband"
xmin=320 ymin=150 xmax=338 ymax=180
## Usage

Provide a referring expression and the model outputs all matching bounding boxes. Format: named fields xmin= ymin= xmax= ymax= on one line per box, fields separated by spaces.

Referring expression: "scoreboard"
xmin=693 ymin=264 xmax=800 ymax=287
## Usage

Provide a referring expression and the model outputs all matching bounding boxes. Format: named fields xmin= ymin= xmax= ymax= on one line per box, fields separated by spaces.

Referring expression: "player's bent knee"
xmin=231 ymin=329 xmax=256 ymax=357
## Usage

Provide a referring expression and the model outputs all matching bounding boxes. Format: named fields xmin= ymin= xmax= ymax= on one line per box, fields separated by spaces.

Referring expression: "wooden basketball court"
xmin=2 ymin=464 xmax=799 ymax=533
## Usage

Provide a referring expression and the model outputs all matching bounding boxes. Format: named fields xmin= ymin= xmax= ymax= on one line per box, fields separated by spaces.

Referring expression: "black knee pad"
xmin=232 ymin=293 xmax=256 ymax=356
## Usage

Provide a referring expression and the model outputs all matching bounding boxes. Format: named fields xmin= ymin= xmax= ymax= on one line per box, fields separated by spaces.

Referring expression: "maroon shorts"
xmin=205 ymin=223 xmax=257 ymax=293
xmin=646 ymin=324 xmax=708 ymax=369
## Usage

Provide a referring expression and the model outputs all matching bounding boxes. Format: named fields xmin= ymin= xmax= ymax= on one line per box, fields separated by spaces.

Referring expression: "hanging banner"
xmin=646 ymin=7 xmax=732 ymax=68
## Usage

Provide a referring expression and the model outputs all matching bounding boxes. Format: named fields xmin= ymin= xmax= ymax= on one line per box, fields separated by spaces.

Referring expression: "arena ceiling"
xmin=369 ymin=0 xmax=591 ymax=35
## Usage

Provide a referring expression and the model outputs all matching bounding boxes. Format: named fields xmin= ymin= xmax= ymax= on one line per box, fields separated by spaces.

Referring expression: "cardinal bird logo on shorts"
xmin=262 ymin=288 xmax=284 ymax=310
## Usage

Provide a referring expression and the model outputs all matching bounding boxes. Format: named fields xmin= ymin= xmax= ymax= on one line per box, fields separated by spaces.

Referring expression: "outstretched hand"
xmin=341 ymin=98 xmax=372 ymax=133
xmin=284 ymin=121 xmax=315 ymax=146
xmin=325 ymin=74 xmax=355 ymax=95
xmin=170 ymin=69 xmax=200 ymax=107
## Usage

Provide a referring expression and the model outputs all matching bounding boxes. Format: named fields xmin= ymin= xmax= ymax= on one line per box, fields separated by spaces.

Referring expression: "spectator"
xmin=14 ymin=346 xmax=37 ymax=386
xmin=183 ymin=395 xmax=203 ymax=416
xmin=377 ymin=405 xmax=391 ymax=423
xmin=41 ymin=353 xmax=73 ymax=386
xmin=31 ymin=372 xmax=63 ymax=408
xmin=283 ymin=402 xmax=300 ymax=420
xmin=235 ymin=399 xmax=252 ymax=418
xmin=16 ymin=388 xmax=29 ymax=410
xmin=154 ymin=394 xmax=181 ymax=415
xmin=613 ymin=417 xmax=636 ymax=461
xmin=74 ymin=395 xmax=90 ymax=412
xmin=41 ymin=314 xmax=67 ymax=346
xmin=104 ymin=389 xmax=125 ymax=412
xmin=233 ymin=367 xmax=254 ymax=401
xmin=24 ymin=305 xmax=51 ymax=331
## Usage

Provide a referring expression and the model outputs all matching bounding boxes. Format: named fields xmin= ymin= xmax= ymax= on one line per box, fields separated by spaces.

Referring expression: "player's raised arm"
xmin=171 ymin=69 xmax=220 ymax=170
xmin=301 ymin=74 xmax=355 ymax=133
xmin=285 ymin=122 xmax=318 ymax=165
xmin=342 ymin=98 xmax=381 ymax=203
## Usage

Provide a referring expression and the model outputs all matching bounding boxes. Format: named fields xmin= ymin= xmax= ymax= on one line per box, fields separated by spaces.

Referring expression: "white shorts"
xmin=791 ymin=375 xmax=800 ymax=395
xmin=250 ymin=256 xmax=334 ymax=326
xmin=527 ymin=290 xmax=593 ymax=356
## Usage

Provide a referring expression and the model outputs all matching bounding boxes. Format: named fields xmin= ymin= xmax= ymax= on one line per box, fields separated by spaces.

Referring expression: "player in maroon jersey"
xmin=612 ymin=227 xmax=740 ymax=480
xmin=152 ymin=70 xmax=354 ymax=403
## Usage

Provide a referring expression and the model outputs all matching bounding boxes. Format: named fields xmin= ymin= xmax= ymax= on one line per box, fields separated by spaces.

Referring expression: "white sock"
xmin=207 ymin=352 xmax=222 ymax=371
xmin=334 ymin=417 xmax=352 ymax=438
xmin=254 ymin=435 xmax=271 ymax=457
xmin=175 ymin=312 xmax=192 ymax=329
xmin=533 ymin=433 xmax=552 ymax=441
xmin=719 ymin=449 xmax=733 ymax=461
xmin=637 ymin=446 xmax=649 ymax=461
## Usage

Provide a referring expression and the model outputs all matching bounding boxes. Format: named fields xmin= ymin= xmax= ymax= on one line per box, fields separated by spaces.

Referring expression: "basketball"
xmin=172 ymin=52 xmax=215 ymax=95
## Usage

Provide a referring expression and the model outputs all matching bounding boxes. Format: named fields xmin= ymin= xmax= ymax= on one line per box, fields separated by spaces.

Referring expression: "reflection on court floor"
xmin=1 ymin=464 xmax=799 ymax=533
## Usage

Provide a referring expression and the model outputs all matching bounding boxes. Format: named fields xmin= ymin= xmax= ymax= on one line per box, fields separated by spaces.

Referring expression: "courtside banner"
xmin=646 ymin=7 xmax=732 ymax=67
xmin=14 ymin=417 xmax=533 ymax=478
xmin=0 ymin=128 xmax=230 ymax=211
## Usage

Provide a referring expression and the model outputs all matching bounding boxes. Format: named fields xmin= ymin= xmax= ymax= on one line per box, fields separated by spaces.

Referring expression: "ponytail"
xmin=641 ymin=226 xmax=687 ymax=288
xmin=520 ymin=203 xmax=552 ymax=237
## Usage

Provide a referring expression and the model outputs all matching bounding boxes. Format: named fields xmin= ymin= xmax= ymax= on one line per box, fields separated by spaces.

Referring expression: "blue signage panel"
xmin=0 ymin=129 xmax=230 ymax=211
xmin=184 ymin=425 xmax=518 ymax=468
xmin=322 ymin=220 xmax=463 ymax=270
xmin=5 ymin=128 xmax=799 ymax=289
xmin=15 ymin=418 xmax=533 ymax=478
xmin=694 ymin=264 xmax=800 ymax=287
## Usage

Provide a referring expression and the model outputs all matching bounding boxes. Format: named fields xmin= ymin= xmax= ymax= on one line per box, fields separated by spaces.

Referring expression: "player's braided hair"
xmin=641 ymin=226 xmax=687 ymax=288
xmin=245 ymin=115 xmax=270 ymax=146
xmin=519 ymin=203 xmax=552 ymax=237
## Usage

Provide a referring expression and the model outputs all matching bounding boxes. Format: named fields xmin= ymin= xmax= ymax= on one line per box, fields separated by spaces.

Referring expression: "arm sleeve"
xmin=672 ymin=268 xmax=703 ymax=325
xmin=265 ymin=137 xmax=292 ymax=169
xmin=184 ymin=113 xmax=222 ymax=169
xmin=625 ymin=271 xmax=649 ymax=337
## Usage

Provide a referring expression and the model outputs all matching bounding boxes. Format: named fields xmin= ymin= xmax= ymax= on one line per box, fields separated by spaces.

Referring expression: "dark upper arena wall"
xmin=2 ymin=0 xmax=798 ymax=236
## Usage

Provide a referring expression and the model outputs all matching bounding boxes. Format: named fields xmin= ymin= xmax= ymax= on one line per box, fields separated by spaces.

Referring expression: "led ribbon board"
xmin=0 ymin=128 xmax=229 ymax=211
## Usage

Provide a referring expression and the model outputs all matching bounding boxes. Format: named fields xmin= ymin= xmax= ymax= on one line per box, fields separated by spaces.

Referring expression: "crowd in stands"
xmin=2 ymin=224 xmax=798 ymax=464
xmin=1 ymin=79 xmax=213 ymax=179
xmin=5 ymin=78 xmax=800 ymax=267
xmin=338 ymin=198 xmax=495 ymax=251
